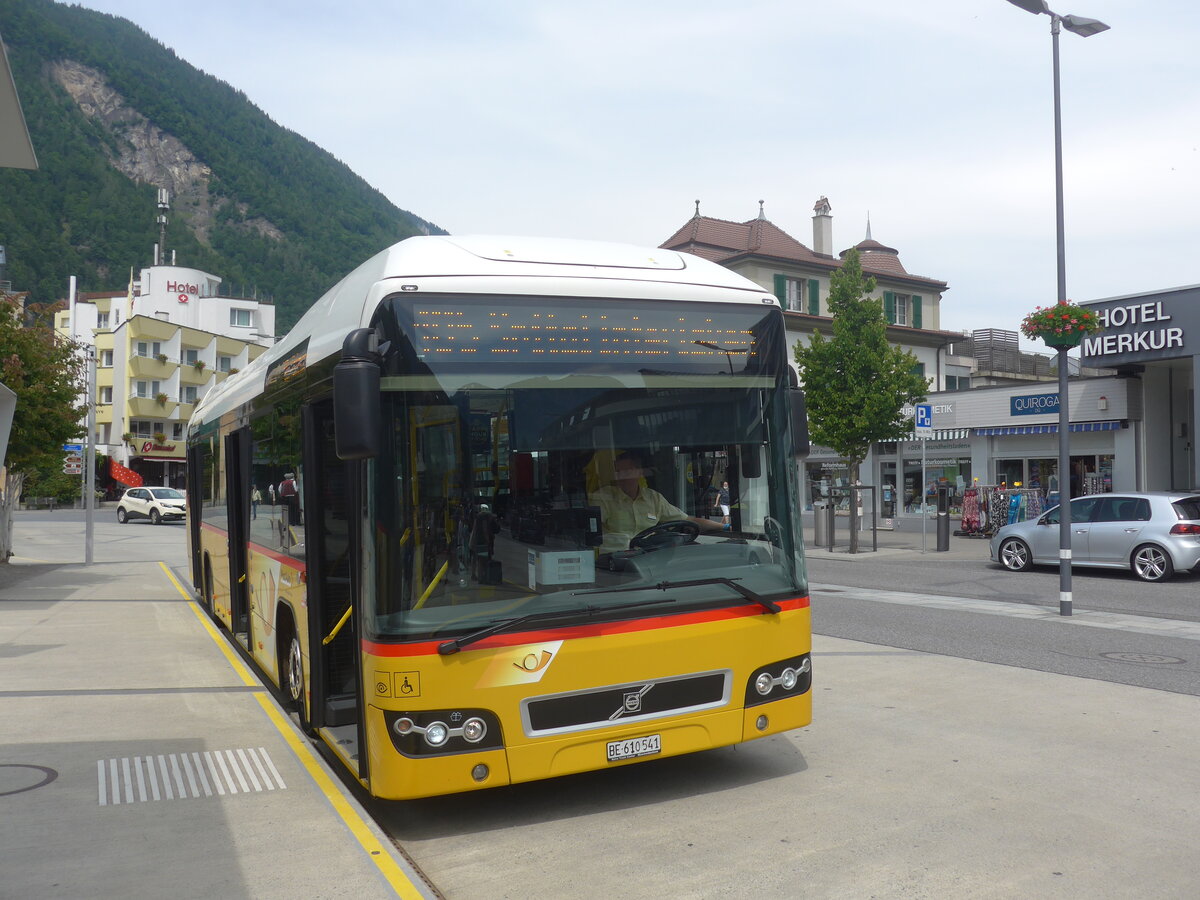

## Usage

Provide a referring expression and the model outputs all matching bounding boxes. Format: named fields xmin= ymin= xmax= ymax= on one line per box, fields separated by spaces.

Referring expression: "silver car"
xmin=990 ymin=491 xmax=1200 ymax=582
xmin=116 ymin=486 xmax=187 ymax=525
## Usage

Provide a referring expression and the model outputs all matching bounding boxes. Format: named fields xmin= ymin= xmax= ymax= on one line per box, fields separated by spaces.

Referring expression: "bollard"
xmin=936 ymin=485 xmax=950 ymax=552
xmin=813 ymin=499 xmax=833 ymax=549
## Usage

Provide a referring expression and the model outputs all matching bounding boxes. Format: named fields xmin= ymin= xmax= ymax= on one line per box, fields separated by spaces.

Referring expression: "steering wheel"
xmin=763 ymin=516 xmax=783 ymax=548
xmin=629 ymin=520 xmax=700 ymax=551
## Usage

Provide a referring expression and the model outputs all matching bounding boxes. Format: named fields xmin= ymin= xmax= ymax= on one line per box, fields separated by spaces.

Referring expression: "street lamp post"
xmin=1006 ymin=0 xmax=1108 ymax=617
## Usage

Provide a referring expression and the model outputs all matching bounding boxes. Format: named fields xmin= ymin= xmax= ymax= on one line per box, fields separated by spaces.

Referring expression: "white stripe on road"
xmin=811 ymin=582 xmax=1200 ymax=642
xmin=97 ymin=748 xmax=287 ymax=805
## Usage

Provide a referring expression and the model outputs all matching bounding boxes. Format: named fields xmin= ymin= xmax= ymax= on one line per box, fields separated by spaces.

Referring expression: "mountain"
xmin=0 ymin=0 xmax=443 ymax=329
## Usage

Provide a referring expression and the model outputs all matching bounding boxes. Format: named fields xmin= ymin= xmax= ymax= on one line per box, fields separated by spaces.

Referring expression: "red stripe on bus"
xmin=197 ymin=521 xmax=308 ymax=573
xmin=364 ymin=595 xmax=810 ymax=657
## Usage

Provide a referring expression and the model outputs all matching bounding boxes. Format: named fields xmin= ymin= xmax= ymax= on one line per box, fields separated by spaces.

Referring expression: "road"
xmin=11 ymin=510 xmax=1200 ymax=898
xmin=8 ymin=507 xmax=190 ymax=565
xmin=811 ymin=540 xmax=1200 ymax=622
xmin=807 ymin=546 xmax=1200 ymax=697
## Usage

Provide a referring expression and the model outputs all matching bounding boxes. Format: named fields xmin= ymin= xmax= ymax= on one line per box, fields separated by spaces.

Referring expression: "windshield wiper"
xmin=436 ymin=598 xmax=679 ymax=655
xmin=574 ymin=577 xmax=780 ymax=615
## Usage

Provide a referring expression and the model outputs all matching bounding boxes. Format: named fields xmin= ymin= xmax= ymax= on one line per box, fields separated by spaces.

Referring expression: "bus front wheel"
xmin=283 ymin=632 xmax=310 ymax=733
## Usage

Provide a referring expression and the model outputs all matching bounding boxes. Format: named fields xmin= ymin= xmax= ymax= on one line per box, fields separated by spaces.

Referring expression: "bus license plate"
xmin=607 ymin=734 xmax=661 ymax=762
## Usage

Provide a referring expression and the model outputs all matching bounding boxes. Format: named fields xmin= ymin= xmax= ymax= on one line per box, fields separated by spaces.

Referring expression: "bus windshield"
xmin=369 ymin=295 xmax=805 ymax=641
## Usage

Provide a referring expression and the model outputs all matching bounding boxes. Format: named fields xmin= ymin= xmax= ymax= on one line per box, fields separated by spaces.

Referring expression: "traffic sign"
xmin=64 ymin=455 xmax=83 ymax=465
xmin=62 ymin=443 xmax=83 ymax=453
xmin=63 ymin=464 xmax=82 ymax=475
xmin=914 ymin=403 xmax=933 ymax=438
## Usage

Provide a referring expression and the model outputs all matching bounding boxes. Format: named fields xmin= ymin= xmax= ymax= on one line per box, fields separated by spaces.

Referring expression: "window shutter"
xmin=807 ymin=279 xmax=819 ymax=315
xmin=912 ymin=295 xmax=923 ymax=329
xmin=883 ymin=291 xmax=896 ymax=324
xmin=773 ymin=274 xmax=787 ymax=305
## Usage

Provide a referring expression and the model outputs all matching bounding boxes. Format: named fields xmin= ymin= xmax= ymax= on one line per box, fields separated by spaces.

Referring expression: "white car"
xmin=117 ymin=487 xmax=187 ymax=525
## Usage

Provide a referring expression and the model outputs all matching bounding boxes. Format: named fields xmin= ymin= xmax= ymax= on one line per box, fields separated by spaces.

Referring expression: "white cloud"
xmin=72 ymin=0 xmax=1200 ymax=344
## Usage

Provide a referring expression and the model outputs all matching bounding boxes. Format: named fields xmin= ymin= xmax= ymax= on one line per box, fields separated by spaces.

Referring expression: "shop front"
xmin=129 ymin=437 xmax=186 ymax=489
xmin=876 ymin=439 xmax=972 ymax=518
xmin=992 ymin=453 xmax=1113 ymax=497
xmin=799 ymin=376 xmax=1140 ymax=529
xmin=804 ymin=451 xmax=850 ymax=512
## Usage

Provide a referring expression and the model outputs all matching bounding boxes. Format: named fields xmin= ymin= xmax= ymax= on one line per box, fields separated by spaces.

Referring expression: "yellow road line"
xmin=160 ymin=562 xmax=258 ymax=686
xmin=160 ymin=561 xmax=428 ymax=898
xmin=253 ymin=696 xmax=428 ymax=898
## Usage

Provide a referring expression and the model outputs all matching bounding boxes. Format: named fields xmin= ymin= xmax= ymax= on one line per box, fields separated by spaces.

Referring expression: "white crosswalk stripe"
xmin=97 ymin=748 xmax=286 ymax=805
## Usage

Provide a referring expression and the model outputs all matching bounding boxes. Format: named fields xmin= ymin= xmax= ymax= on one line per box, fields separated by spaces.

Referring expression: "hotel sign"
xmin=1081 ymin=290 xmax=1198 ymax=367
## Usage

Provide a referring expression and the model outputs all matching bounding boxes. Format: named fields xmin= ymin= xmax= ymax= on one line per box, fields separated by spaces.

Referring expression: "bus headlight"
xmin=382 ymin=709 xmax=503 ymax=757
xmin=744 ymin=655 xmax=812 ymax=708
xmin=423 ymin=721 xmax=450 ymax=747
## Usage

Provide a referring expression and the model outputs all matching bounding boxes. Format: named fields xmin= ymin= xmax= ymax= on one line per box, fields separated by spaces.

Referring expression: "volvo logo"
xmin=610 ymin=684 xmax=654 ymax=720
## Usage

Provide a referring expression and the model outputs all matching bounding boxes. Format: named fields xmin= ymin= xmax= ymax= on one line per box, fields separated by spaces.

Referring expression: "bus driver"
xmin=589 ymin=451 xmax=728 ymax=555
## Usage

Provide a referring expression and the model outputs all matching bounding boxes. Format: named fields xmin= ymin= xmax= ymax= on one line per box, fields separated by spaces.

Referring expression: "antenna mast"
xmin=155 ymin=188 xmax=170 ymax=265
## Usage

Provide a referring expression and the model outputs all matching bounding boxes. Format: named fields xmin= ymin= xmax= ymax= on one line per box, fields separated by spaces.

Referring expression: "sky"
xmin=67 ymin=0 xmax=1200 ymax=348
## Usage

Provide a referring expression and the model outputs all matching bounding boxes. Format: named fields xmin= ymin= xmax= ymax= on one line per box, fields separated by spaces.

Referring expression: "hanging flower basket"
xmin=1020 ymin=301 xmax=1101 ymax=349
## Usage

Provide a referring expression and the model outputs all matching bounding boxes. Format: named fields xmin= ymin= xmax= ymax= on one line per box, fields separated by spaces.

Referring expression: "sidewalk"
xmin=804 ymin=513 xmax=992 ymax=562
xmin=0 ymin=558 xmax=436 ymax=900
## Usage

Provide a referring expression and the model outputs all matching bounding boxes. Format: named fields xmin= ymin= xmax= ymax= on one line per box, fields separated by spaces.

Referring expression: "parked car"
xmin=990 ymin=491 xmax=1200 ymax=582
xmin=116 ymin=486 xmax=187 ymax=525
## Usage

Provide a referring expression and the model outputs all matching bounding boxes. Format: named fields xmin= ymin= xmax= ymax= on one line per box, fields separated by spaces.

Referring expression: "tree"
xmin=793 ymin=249 xmax=928 ymax=552
xmin=0 ymin=296 xmax=88 ymax=561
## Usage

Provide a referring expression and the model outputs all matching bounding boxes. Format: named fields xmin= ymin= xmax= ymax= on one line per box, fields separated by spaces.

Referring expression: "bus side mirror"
xmin=790 ymin=388 xmax=810 ymax=458
xmin=333 ymin=328 xmax=381 ymax=460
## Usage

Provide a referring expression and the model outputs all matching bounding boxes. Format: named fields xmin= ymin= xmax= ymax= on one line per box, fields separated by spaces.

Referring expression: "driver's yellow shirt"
xmin=589 ymin=485 xmax=688 ymax=553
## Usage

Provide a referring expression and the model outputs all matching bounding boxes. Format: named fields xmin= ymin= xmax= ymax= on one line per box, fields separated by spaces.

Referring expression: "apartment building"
xmin=57 ymin=264 xmax=274 ymax=490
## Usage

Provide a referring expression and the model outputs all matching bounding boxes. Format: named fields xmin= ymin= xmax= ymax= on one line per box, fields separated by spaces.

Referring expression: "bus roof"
xmin=190 ymin=235 xmax=777 ymax=428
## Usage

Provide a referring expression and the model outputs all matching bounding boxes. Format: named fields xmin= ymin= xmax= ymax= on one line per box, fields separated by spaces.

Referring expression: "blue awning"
xmin=975 ymin=421 xmax=1122 ymax=436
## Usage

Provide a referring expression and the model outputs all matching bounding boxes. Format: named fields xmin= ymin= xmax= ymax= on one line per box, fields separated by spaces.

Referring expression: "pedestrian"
xmin=268 ymin=483 xmax=276 ymax=506
xmin=279 ymin=473 xmax=298 ymax=525
xmin=718 ymin=481 xmax=731 ymax=525
xmin=251 ymin=485 xmax=262 ymax=519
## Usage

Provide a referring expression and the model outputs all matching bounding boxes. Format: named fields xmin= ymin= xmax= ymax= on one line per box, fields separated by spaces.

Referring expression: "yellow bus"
xmin=186 ymin=235 xmax=811 ymax=799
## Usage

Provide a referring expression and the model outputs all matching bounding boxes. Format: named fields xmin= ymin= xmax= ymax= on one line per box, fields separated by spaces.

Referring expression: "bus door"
xmin=224 ymin=427 xmax=253 ymax=646
xmin=303 ymin=400 xmax=366 ymax=778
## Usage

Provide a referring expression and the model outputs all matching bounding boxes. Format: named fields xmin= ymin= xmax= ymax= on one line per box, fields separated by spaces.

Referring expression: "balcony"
xmin=126 ymin=395 xmax=179 ymax=420
xmin=128 ymin=354 xmax=175 ymax=378
xmin=180 ymin=362 xmax=211 ymax=384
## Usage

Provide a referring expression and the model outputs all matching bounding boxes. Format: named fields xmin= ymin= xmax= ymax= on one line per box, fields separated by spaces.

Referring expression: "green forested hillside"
xmin=0 ymin=0 xmax=443 ymax=328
